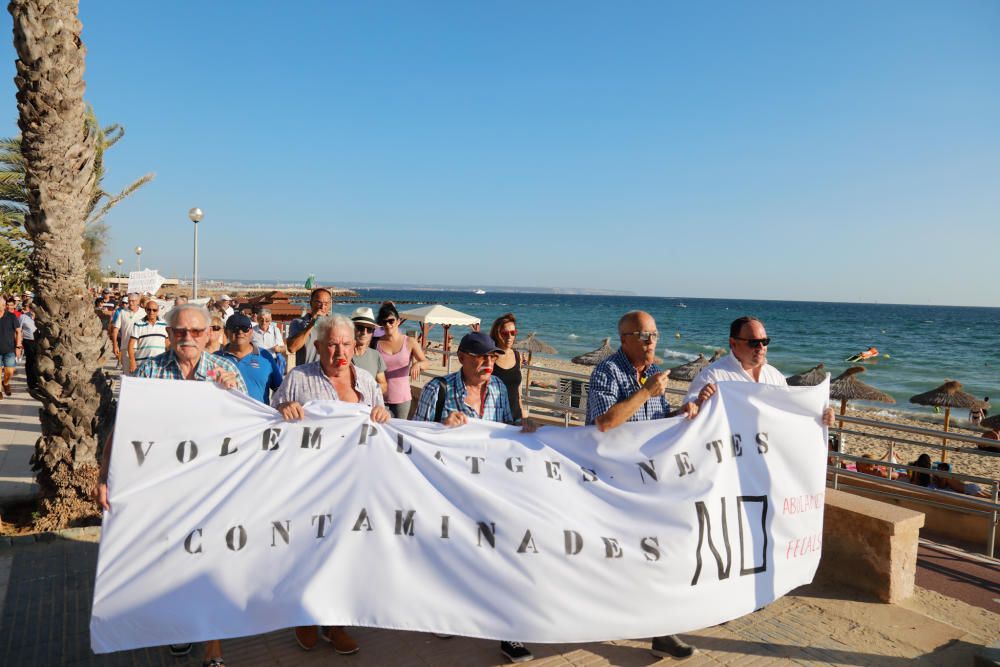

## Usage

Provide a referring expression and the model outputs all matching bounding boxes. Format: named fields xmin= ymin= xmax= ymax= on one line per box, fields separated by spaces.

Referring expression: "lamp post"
xmin=135 ymin=246 xmax=143 ymax=271
xmin=188 ymin=207 xmax=204 ymax=299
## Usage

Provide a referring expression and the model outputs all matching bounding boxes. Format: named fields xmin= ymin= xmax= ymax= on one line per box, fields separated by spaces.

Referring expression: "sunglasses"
xmin=228 ymin=326 xmax=252 ymax=334
xmin=171 ymin=327 xmax=207 ymax=338
xmin=623 ymin=331 xmax=659 ymax=343
xmin=355 ymin=325 xmax=375 ymax=334
xmin=211 ymin=325 xmax=222 ymax=331
xmin=734 ymin=336 xmax=770 ymax=348
xmin=146 ymin=308 xmax=159 ymax=312
xmin=501 ymin=329 xmax=518 ymax=337
xmin=381 ymin=318 xmax=397 ymax=325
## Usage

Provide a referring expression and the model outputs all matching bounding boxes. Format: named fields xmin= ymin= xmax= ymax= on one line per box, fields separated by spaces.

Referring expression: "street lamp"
xmin=135 ymin=246 xmax=143 ymax=271
xmin=188 ymin=207 xmax=204 ymax=299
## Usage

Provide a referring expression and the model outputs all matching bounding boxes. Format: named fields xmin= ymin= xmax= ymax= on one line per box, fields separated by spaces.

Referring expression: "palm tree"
xmin=0 ymin=111 xmax=153 ymax=291
xmin=10 ymin=0 xmax=117 ymax=529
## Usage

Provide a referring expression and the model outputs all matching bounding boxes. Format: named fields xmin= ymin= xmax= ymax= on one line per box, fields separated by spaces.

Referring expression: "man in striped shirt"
xmin=127 ymin=301 xmax=169 ymax=374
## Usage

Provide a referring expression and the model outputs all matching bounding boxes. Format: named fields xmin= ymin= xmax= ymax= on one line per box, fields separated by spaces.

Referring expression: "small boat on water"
xmin=677 ymin=302 xmax=688 ymax=308
xmin=473 ymin=289 xmax=486 ymax=295
xmin=846 ymin=347 xmax=879 ymax=363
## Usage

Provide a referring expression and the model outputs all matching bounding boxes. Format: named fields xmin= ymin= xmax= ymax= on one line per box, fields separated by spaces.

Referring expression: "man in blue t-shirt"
xmin=215 ymin=313 xmax=282 ymax=403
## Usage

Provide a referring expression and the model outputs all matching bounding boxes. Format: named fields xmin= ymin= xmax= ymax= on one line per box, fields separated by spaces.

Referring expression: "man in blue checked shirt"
xmin=585 ymin=310 xmax=698 ymax=661
xmin=413 ymin=331 xmax=537 ymax=664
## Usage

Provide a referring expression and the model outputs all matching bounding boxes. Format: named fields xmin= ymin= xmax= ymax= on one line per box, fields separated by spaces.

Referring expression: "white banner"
xmin=126 ymin=269 xmax=164 ymax=295
xmin=91 ymin=377 xmax=830 ymax=653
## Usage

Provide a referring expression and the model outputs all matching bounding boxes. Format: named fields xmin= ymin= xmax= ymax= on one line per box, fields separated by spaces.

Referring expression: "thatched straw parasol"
xmin=572 ymin=338 xmax=615 ymax=366
xmin=786 ymin=363 xmax=828 ymax=387
xmin=516 ymin=333 xmax=558 ymax=412
xmin=830 ymin=367 xmax=895 ymax=434
xmin=909 ymin=380 xmax=986 ymax=462
xmin=667 ymin=354 xmax=706 ymax=381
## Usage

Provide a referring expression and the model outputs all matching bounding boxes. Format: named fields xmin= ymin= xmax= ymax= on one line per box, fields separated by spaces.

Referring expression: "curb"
xmin=0 ymin=525 xmax=101 ymax=548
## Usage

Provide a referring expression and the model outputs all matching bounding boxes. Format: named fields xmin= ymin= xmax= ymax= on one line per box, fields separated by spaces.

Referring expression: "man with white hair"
xmin=270 ymin=313 xmax=389 ymax=657
xmin=252 ymin=308 xmax=286 ymax=356
xmin=218 ymin=295 xmax=235 ymax=322
xmin=96 ymin=303 xmax=246 ymax=666
xmin=108 ymin=293 xmax=145 ymax=366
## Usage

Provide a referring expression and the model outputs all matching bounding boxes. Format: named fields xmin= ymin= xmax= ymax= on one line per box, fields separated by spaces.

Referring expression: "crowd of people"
xmin=0 ymin=291 xmax=38 ymax=399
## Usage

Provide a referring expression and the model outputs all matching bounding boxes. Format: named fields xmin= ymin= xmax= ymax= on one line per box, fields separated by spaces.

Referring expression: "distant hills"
xmin=209 ymin=278 xmax=634 ymax=297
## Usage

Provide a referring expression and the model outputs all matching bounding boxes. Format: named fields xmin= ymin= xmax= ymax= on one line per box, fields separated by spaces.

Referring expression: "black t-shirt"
xmin=0 ymin=312 xmax=18 ymax=353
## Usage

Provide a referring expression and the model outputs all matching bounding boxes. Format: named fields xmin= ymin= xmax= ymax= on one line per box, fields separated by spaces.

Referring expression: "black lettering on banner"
xmin=517 ymin=530 xmax=539 ymax=554
xmin=184 ymin=528 xmax=203 ymax=554
xmin=675 ymin=452 xmax=695 ymax=477
xmin=394 ymin=510 xmax=416 ymax=536
xmin=738 ymin=495 xmax=768 ymax=575
xmin=300 ymin=427 xmax=322 ymax=449
xmin=358 ymin=424 xmax=377 ymax=446
xmin=176 ymin=440 xmax=197 ymax=463
xmin=440 ymin=515 xmax=450 ymax=539
xmin=581 ymin=467 xmax=598 ymax=482
xmin=756 ymin=432 xmax=769 ymax=454
xmin=731 ymin=433 xmax=743 ymax=457
xmin=226 ymin=525 xmax=247 ymax=552
xmin=434 ymin=451 xmax=447 ymax=466
xmin=505 ymin=457 xmax=523 ymax=473
xmin=353 ymin=508 xmax=373 ymax=532
xmin=466 ymin=456 xmax=485 ymax=474
xmin=396 ymin=434 xmax=411 ymax=455
xmin=131 ymin=441 xmax=154 ymax=466
xmin=637 ymin=459 xmax=657 ymax=483
xmin=219 ymin=437 xmax=237 ymax=457
xmin=706 ymin=439 xmax=723 ymax=463
xmin=311 ymin=514 xmax=332 ymax=538
xmin=477 ymin=521 xmax=496 ymax=549
xmin=691 ymin=499 xmax=732 ymax=585
xmin=564 ymin=530 xmax=583 ymax=555
xmin=545 ymin=461 xmax=562 ymax=481
xmin=261 ymin=428 xmax=281 ymax=451
xmin=271 ymin=520 xmax=290 ymax=547
xmin=640 ymin=536 xmax=661 ymax=562
xmin=601 ymin=537 xmax=623 ymax=558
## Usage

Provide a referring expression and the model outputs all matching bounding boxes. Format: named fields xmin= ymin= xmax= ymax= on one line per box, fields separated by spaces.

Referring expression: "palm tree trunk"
xmin=10 ymin=0 xmax=115 ymax=529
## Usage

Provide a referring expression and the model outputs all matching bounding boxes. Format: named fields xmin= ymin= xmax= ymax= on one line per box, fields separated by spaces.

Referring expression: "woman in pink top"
xmin=376 ymin=302 xmax=428 ymax=419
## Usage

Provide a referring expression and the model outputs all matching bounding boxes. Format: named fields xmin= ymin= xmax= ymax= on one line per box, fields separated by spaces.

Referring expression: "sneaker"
xmin=168 ymin=643 xmax=192 ymax=656
xmin=322 ymin=626 xmax=360 ymax=655
xmin=500 ymin=640 xmax=534 ymax=663
xmin=294 ymin=625 xmax=319 ymax=650
xmin=650 ymin=634 xmax=695 ymax=659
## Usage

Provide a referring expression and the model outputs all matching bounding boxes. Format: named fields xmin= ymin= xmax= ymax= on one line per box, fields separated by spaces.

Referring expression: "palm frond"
xmin=86 ymin=172 xmax=154 ymax=226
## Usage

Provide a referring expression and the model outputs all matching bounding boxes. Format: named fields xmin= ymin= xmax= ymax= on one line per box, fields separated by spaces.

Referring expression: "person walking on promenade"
xmin=17 ymin=301 xmax=38 ymax=396
xmin=350 ymin=307 xmax=388 ymax=396
xmin=286 ymin=287 xmax=333 ymax=367
xmin=216 ymin=313 xmax=282 ymax=404
xmin=0 ymin=296 xmax=22 ymax=397
xmin=109 ymin=293 xmax=144 ymax=367
xmin=126 ymin=299 xmax=169 ymax=375
xmin=585 ymin=310 xmax=698 ymax=660
xmin=376 ymin=301 xmax=427 ymax=419
xmin=271 ymin=313 xmax=389 ymax=657
xmin=686 ymin=315 xmax=835 ymax=428
xmin=489 ymin=313 xmax=525 ymax=423
xmin=96 ymin=303 xmax=246 ymax=667
xmin=413 ymin=331 xmax=537 ymax=663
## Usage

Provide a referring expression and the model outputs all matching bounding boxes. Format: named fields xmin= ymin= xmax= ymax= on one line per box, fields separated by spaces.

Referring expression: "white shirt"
xmin=113 ymin=307 xmax=146 ymax=350
xmin=252 ymin=323 xmax=284 ymax=351
xmin=685 ymin=352 xmax=787 ymax=403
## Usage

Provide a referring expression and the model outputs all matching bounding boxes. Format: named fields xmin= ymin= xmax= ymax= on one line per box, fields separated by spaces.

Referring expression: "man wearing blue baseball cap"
xmin=413 ymin=331 xmax=537 ymax=663
xmin=215 ymin=313 xmax=283 ymax=404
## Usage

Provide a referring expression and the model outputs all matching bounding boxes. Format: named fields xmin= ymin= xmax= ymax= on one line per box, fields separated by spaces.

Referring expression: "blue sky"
xmin=2 ymin=2 xmax=998 ymax=305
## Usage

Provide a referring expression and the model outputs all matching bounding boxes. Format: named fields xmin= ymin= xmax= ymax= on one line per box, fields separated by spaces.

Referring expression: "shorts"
xmin=0 ymin=352 xmax=15 ymax=368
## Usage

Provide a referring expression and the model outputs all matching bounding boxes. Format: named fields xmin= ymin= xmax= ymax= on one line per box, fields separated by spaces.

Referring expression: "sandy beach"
xmin=416 ymin=346 xmax=1000 ymax=484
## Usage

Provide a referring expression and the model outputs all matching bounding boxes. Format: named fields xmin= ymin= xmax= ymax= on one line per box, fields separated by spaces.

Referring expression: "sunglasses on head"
xmin=734 ymin=336 xmax=770 ymax=348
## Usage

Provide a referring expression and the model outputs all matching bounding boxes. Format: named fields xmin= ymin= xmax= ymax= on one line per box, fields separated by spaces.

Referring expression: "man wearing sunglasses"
xmin=126 ymin=299 xmax=169 ymax=375
xmin=216 ymin=313 xmax=283 ymax=404
xmin=585 ymin=310 xmax=698 ymax=660
xmin=350 ymin=307 xmax=388 ymax=396
xmin=687 ymin=316 xmax=836 ymax=427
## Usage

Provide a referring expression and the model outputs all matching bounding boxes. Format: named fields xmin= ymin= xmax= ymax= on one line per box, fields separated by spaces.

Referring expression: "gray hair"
xmin=166 ymin=304 xmax=211 ymax=329
xmin=259 ymin=308 xmax=272 ymax=318
xmin=314 ymin=313 xmax=354 ymax=341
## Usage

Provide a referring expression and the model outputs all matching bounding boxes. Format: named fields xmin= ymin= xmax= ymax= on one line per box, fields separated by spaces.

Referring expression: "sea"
xmin=314 ymin=289 xmax=999 ymax=416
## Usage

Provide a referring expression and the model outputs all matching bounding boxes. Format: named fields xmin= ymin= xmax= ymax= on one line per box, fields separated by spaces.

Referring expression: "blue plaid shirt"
xmin=134 ymin=351 xmax=249 ymax=394
xmin=414 ymin=371 xmax=513 ymax=424
xmin=585 ymin=348 xmax=671 ymax=425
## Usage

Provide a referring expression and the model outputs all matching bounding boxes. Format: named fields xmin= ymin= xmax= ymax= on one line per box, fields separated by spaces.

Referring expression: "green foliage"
xmin=0 ymin=107 xmax=154 ymax=292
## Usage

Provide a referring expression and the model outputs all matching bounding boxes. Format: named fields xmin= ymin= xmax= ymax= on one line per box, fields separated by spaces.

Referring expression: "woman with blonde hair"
xmin=205 ymin=314 xmax=225 ymax=354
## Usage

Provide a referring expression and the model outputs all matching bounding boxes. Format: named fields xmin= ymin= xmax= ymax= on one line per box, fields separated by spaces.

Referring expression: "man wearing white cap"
xmin=350 ymin=307 xmax=387 ymax=396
